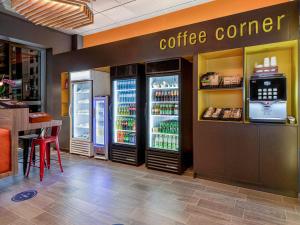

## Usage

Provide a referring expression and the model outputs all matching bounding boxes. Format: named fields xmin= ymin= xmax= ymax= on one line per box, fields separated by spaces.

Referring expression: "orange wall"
xmin=83 ymin=0 xmax=289 ymax=48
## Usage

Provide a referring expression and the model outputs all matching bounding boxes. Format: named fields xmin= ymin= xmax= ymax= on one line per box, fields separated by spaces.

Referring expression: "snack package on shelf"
xmin=203 ymin=107 xmax=215 ymax=118
xmin=202 ymin=107 xmax=243 ymax=121
xmin=222 ymin=76 xmax=242 ymax=86
xmin=200 ymin=72 xmax=221 ymax=88
xmin=221 ymin=108 xmax=243 ymax=121
xmin=212 ymin=108 xmax=222 ymax=118
xmin=200 ymin=72 xmax=242 ymax=89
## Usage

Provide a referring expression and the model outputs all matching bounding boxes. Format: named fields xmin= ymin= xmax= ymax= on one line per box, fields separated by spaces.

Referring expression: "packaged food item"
xmin=212 ymin=108 xmax=222 ymax=118
xmin=223 ymin=76 xmax=242 ymax=86
xmin=203 ymin=107 xmax=215 ymax=118
xmin=200 ymin=72 xmax=220 ymax=87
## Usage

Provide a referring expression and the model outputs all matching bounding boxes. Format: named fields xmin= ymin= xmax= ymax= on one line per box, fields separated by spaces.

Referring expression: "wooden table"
xmin=0 ymin=108 xmax=62 ymax=178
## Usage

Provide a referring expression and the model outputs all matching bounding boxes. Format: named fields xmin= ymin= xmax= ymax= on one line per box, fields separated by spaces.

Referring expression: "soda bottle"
xmin=158 ymin=135 xmax=163 ymax=148
xmin=163 ymin=135 xmax=168 ymax=149
xmin=171 ymin=135 xmax=176 ymax=150
xmin=167 ymin=135 xmax=172 ymax=149
xmin=174 ymin=104 xmax=178 ymax=115
xmin=119 ymin=131 xmax=123 ymax=142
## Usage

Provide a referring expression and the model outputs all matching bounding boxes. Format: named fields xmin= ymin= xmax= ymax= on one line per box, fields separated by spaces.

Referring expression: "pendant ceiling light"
xmin=11 ymin=0 xmax=94 ymax=29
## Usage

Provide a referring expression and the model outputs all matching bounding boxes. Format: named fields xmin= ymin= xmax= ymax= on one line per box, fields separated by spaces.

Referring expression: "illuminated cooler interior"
xmin=113 ymin=79 xmax=136 ymax=145
xmin=244 ymin=40 xmax=298 ymax=123
xmin=197 ymin=48 xmax=244 ymax=121
xmin=95 ymin=99 xmax=105 ymax=145
xmin=149 ymin=75 xmax=179 ymax=152
xmin=72 ymin=81 xmax=91 ymax=140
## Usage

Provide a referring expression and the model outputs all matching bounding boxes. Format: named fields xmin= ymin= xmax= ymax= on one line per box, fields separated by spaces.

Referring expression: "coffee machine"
xmin=249 ymin=74 xmax=287 ymax=123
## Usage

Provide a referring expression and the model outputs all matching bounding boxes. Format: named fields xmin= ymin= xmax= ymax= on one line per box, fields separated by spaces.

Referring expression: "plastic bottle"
xmin=167 ymin=135 xmax=172 ymax=149
xmin=163 ymin=135 xmax=168 ymax=149
xmin=159 ymin=135 xmax=163 ymax=148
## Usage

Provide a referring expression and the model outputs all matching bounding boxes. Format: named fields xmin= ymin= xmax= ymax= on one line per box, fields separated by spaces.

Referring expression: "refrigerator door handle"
xmin=68 ymin=104 xmax=72 ymax=118
xmin=109 ymin=103 xmax=113 ymax=120
xmin=145 ymin=102 xmax=148 ymax=118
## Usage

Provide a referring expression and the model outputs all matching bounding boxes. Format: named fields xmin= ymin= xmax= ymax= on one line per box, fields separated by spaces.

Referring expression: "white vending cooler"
xmin=69 ymin=70 xmax=110 ymax=157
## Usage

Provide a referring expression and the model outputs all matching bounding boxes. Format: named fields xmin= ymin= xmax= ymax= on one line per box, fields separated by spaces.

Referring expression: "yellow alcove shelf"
xmin=61 ymin=72 xmax=69 ymax=117
xmin=197 ymin=48 xmax=244 ymax=121
xmin=244 ymin=40 xmax=299 ymax=124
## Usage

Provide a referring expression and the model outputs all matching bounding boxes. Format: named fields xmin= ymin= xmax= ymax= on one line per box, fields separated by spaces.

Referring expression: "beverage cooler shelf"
xmin=152 ymin=114 xmax=178 ymax=117
xmin=117 ymin=115 xmax=136 ymax=117
xmin=152 ymin=132 xmax=178 ymax=136
xmin=116 ymin=89 xmax=136 ymax=91
xmin=74 ymin=91 xmax=90 ymax=94
xmin=152 ymin=87 xmax=178 ymax=90
xmin=116 ymin=130 xmax=136 ymax=132
xmin=152 ymin=101 xmax=178 ymax=103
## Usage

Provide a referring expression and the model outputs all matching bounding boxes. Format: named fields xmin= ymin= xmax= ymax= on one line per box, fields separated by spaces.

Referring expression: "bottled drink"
xmin=174 ymin=104 xmax=178 ymax=115
xmin=171 ymin=135 xmax=176 ymax=150
xmin=167 ymin=135 xmax=172 ymax=149
xmin=163 ymin=135 xmax=168 ymax=149
xmin=153 ymin=135 xmax=159 ymax=148
xmin=158 ymin=135 xmax=163 ymax=148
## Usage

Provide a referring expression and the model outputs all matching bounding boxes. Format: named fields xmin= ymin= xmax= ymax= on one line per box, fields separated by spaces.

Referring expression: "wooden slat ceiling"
xmin=11 ymin=0 xmax=94 ymax=29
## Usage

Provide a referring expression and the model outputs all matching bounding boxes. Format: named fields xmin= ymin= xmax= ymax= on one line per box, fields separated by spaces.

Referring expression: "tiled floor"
xmin=0 ymin=152 xmax=300 ymax=225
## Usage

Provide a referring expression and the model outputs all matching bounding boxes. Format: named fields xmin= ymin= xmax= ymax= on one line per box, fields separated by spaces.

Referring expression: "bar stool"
xmin=26 ymin=126 xmax=63 ymax=181
xmin=19 ymin=134 xmax=39 ymax=175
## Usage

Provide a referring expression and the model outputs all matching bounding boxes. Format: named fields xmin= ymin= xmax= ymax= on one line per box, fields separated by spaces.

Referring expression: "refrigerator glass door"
xmin=72 ymin=80 xmax=92 ymax=141
xmin=113 ymin=79 xmax=136 ymax=146
xmin=148 ymin=75 xmax=179 ymax=152
xmin=95 ymin=98 xmax=105 ymax=146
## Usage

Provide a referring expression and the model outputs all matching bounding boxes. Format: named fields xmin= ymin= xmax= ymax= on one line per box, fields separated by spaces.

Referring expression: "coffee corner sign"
xmin=159 ymin=14 xmax=287 ymax=50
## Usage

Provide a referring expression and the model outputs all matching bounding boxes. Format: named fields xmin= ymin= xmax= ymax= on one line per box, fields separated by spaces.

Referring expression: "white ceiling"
xmin=0 ymin=0 xmax=213 ymax=36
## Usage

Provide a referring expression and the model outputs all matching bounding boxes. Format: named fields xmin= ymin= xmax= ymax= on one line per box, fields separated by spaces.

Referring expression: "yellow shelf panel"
xmin=61 ymin=72 xmax=69 ymax=117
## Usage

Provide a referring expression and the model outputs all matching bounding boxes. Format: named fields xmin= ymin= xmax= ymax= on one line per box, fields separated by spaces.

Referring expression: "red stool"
xmin=26 ymin=126 xmax=63 ymax=181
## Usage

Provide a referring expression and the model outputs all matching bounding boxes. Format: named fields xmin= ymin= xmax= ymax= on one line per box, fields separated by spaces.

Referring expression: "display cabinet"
xmin=194 ymin=40 xmax=299 ymax=197
xmin=197 ymin=48 xmax=244 ymax=122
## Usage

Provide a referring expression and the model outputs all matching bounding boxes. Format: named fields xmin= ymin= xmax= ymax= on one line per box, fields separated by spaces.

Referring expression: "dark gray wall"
xmin=0 ymin=10 xmax=73 ymax=148
xmin=0 ymin=11 xmax=72 ymax=54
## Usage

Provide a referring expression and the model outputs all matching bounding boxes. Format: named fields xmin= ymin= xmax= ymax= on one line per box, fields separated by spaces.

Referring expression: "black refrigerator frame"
xmin=145 ymin=58 xmax=192 ymax=174
xmin=110 ymin=64 xmax=145 ymax=166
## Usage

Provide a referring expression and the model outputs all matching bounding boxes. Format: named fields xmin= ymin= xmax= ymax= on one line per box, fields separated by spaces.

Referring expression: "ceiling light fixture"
xmin=11 ymin=0 xmax=94 ymax=29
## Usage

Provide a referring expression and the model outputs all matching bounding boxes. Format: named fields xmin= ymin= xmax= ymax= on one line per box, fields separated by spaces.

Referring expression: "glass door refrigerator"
xmin=146 ymin=58 xmax=192 ymax=174
xmin=110 ymin=64 xmax=145 ymax=166
xmin=93 ymin=96 xmax=109 ymax=160
xmin=70 ymin=80 xmax=93 ymax=156
xmin=70 ymin=70 xmax=110 ymax=157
